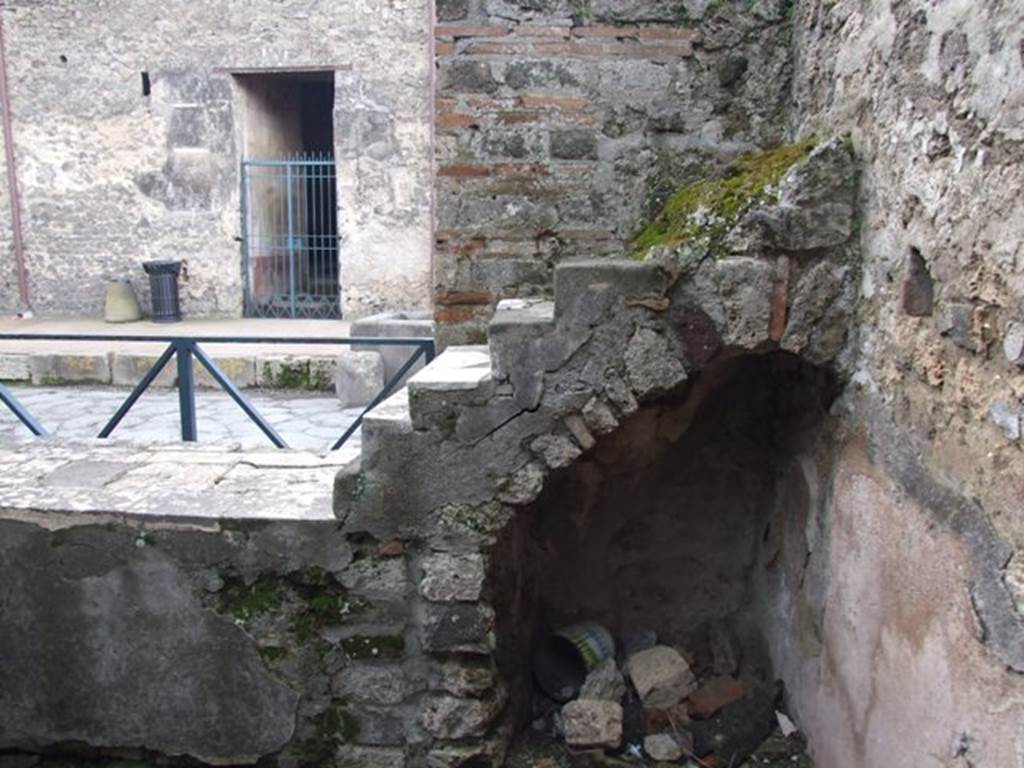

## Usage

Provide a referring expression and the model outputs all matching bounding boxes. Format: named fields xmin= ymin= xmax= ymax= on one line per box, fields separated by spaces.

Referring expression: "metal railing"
xmin=0 ymin=334 xmax=435 ymax=451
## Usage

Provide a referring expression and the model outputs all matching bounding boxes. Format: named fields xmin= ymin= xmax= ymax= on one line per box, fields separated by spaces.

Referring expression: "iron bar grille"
xmin=241 ymin=153 xmax=340 ymax=319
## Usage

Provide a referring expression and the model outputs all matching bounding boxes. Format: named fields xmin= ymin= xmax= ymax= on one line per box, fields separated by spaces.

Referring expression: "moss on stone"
xmin=319 ymin=703 xmax=360 ymax=743
xmin=341 ymin=634 xmax=405 ymax=660
xmin=260 ymin=359 xmax=313 ymax=390
xmin=221 ymin=578 xmax=283 ymax=624
xmin=258 ymin=645 xmax=289 ymax=663
xmin=291 ymin=590 xmax=371 ymax=643
xmin=631 ymin=137 xmax=818 ymax=260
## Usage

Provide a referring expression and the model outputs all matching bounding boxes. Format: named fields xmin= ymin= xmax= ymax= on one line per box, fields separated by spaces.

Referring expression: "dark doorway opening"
xmin=236 ymin=71 xmax=340 ymax=319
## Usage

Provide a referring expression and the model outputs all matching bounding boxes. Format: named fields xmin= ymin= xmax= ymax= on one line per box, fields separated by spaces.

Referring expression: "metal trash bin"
xmin=142 ymin=260 xmax=183 ymax=323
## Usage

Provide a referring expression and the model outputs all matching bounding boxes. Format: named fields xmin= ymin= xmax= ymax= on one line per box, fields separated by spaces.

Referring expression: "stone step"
xmin=359 ymin=388 xmax=414 ymax=467
xmin=487 ymin=299 xmax=555 ymax=383
xmin=406 ymin=346 xmax=494 ymax=431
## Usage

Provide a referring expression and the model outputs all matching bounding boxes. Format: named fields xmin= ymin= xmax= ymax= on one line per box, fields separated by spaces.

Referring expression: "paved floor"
xmin=0 ymin=385 xmax=364 ymax=452
xmin=0 ymin=437 xmax=357 ymax=522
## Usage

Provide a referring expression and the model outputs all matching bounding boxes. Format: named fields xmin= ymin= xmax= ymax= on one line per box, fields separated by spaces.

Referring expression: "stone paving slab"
xmin=0 ymin=437 xmax=358 ymax=523
xmin=0 ymin=385 xmax=363 ymax=451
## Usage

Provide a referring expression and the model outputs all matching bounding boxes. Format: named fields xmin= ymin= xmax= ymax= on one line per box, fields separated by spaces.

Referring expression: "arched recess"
xmin=486 ymin=350 xmax=839 ymax=752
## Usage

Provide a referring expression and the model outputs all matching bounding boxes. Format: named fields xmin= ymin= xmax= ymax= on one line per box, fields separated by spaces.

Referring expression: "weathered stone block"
xmin=579 ymin=658 xmax=626 ymax=702
xmin=257 ymin=356 xmax=321 ymax=390
xmin=436 ymin=660 xmax=497 ymax=698
xmin=442 ymin=60 xmax=499 ymax=93
xmin=550 ymin=129 xmax=598 ymax=160
xmin=168 ymin=105 xmax=206 ymax=148
xmin=0 ymin=521 xmax=298 ymax=763
xmin=624 ymin=327 xmax=687 ymax=400
xmin=627 ymin=645 xmax=697 ymax=710
xmin=419 ymin=553 xmax=485 ymax=602
xmin=504 ymin=60 xmax=582 ymax=90
xmin=420 ymin=692 xmax=506 ymax=739
xmin=111 ymin=352 xmax=178 ymax=387
xmin=332 ymin=666 xmax=410 ymax=706
xmin=336 ymin=745 xmax=406 ymax=768
xmin=421 ymin=603 xmax=495 ymax=654
xmin=561 ymin=700 xmax=622 ymax=748
xmin=29 ymin=353 xmax=111 ymax=385
xmin=194 ymin=356 xmax=257 ymax=389
xmin=645 ymin=733 xmax=684 ymax=761
xmin=530 ymin=432 xmax=582 ymax=470
xmin=436 ymin=0 xmax=470 ymax=20
xmin=0 ymin=353 xmax=30 ymax=382
xmin=351 ymin=311 xmax=433 ymax=386
xmin=340 ymin=556 xmax=409 ymax=599
xmin=336 ymin=349 xmax=385 ymax=408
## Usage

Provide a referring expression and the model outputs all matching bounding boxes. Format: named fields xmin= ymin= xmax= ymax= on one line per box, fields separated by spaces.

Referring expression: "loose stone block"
xmin=579 ymin=658 xmax=626 ymax=703
xmin=644 ymin=732 xmax=683 ymax=761
xmin=419 ymin=553 xmax=485 ymax=602
xmin=627 ymin=645 xmax=697 ymax=710
xmin=336 ymin=349 xmax=385 ymax=408
xmin=561 ymin=700 xmax=623 ymax=749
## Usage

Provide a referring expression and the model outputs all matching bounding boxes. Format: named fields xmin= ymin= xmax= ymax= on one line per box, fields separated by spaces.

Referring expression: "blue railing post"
xmin=285 ymin=161 xmax=297 ymax=319
xmin=0 ymin=381 xmax=47 ymax=437
xmin=173 ymin=339 xmax=198 ymax=442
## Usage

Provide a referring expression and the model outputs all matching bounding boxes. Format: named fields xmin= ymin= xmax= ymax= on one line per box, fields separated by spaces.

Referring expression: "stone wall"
xmin=432 ymin=0 xmax=795 ymax=344
xmin=0 ymin=0 xmax=432 ymax=318
xmin=744 ymin=1 xmax=1024 ymax=762
xmin=791 ymin=0 xmax=1024 ymax=556
xmin=0 ymin=507 xmax=423 ymax=767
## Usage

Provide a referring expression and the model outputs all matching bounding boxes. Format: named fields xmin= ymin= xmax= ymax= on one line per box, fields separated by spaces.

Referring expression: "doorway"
xmin=236 ymin=72 xmax=340 ymax=319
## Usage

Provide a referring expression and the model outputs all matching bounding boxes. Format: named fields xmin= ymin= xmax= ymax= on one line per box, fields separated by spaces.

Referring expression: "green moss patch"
xmin=292 ymin=592 xmax=371 ymax=643
xmin=220 ymin=578 xmax=283 ymax=624
xmin=257 ymin=645 xmax=289 ymax=664
xmin=319 ymin=703 xmax=360 ymax=744
xmin=341 ymin=634 xmax=405 ymax=660
xmin=632 ymin=137 xmax=817 ymax=260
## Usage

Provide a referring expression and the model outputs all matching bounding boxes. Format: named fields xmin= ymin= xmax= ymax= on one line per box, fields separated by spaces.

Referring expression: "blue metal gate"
xmin=240 ymin=154 xmax=340 ymax=319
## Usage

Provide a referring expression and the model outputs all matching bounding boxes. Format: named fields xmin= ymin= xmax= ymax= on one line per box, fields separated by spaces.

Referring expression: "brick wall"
xmin=432 ymin=0 xmax=796 ymax=344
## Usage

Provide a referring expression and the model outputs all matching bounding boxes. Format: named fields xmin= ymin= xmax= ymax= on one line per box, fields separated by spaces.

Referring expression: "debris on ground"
xmin=515 ymin=621 xmax=815 ymax=767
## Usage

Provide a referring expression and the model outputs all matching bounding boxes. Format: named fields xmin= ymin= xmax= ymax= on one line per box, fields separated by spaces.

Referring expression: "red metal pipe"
xmin=0 ymin=14 xmax=30 ymax=313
